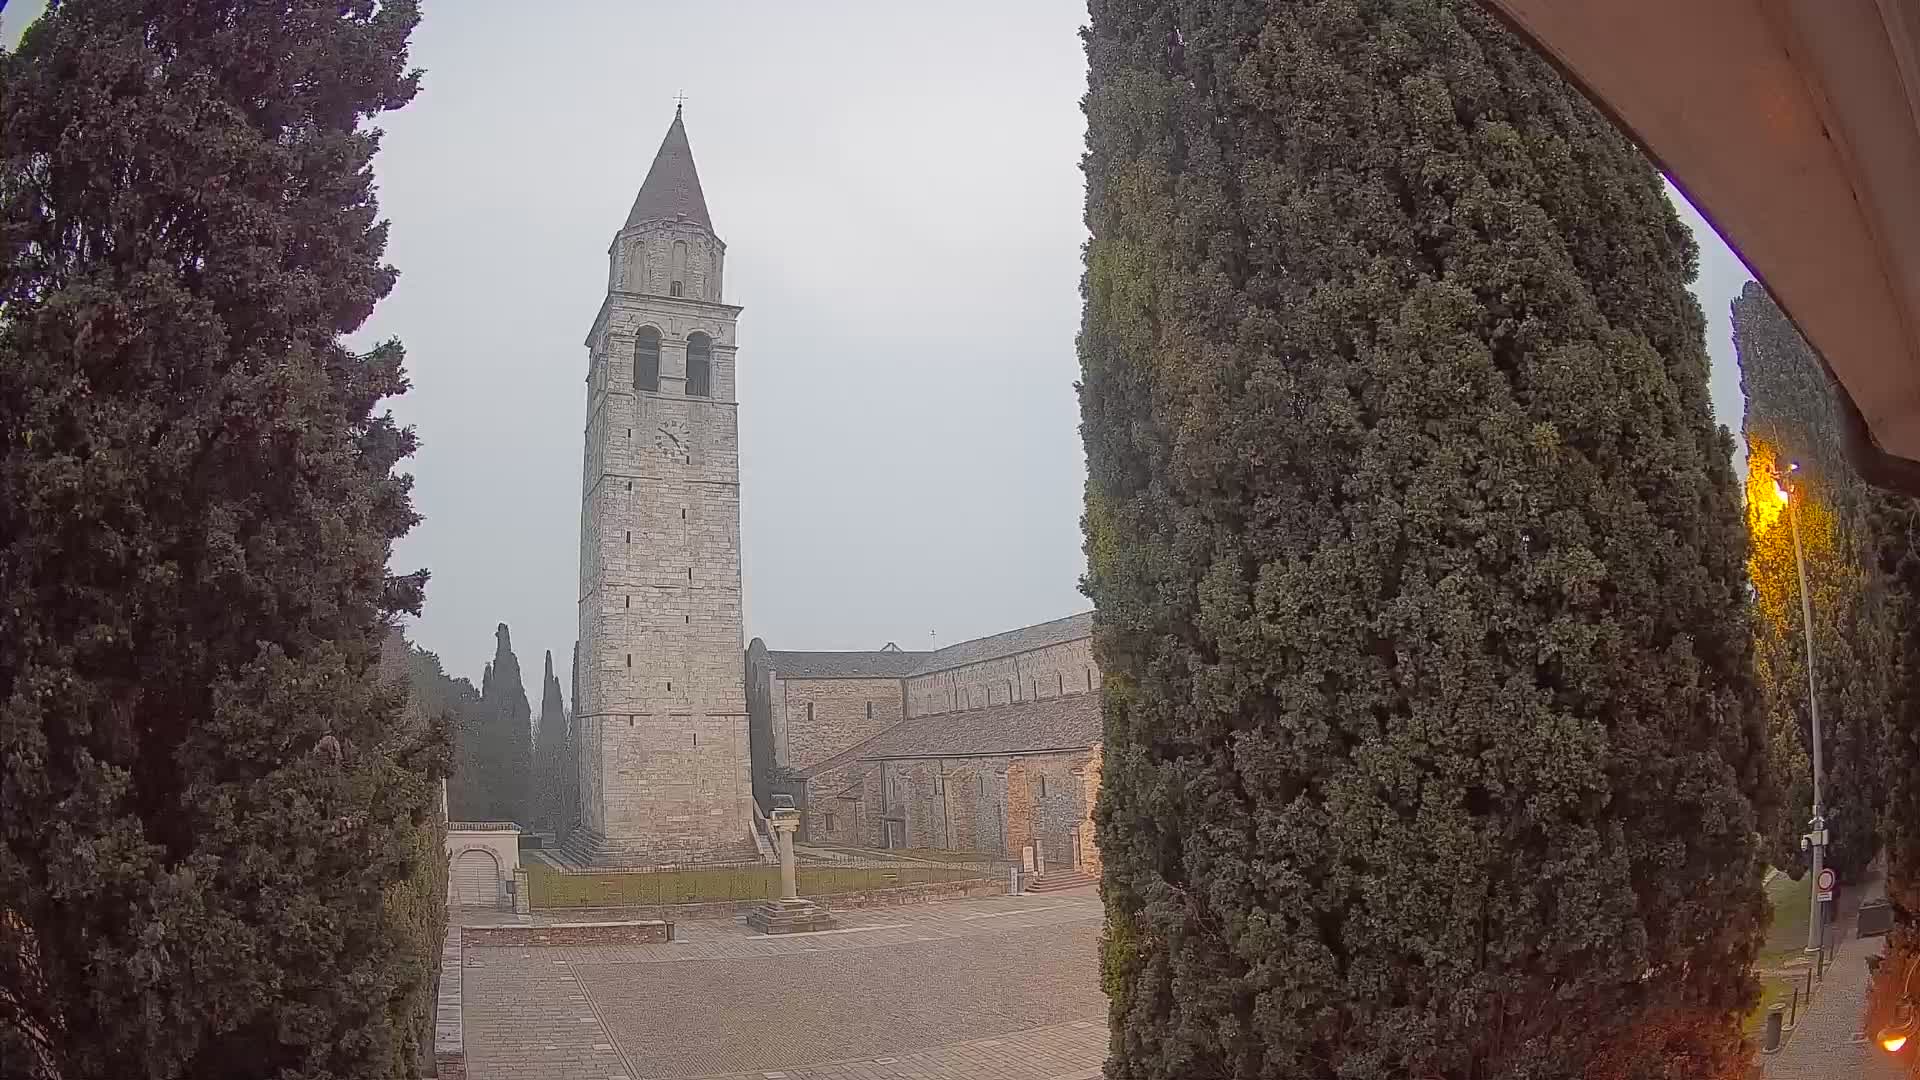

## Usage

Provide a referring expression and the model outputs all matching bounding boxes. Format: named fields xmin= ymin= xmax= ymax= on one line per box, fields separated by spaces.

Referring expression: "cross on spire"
xmin=673 ymin=90 xmax=687 ymax=117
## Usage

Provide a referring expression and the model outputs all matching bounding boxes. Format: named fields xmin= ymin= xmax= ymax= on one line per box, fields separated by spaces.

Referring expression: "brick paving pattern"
xmin=1761 ymin=934 xmax=1901 ymax=1080
xmin=1761 ymin=871 xmax=1903 ymax=1080
xmin=461 ymin=891 xmax=1107 ymax=1080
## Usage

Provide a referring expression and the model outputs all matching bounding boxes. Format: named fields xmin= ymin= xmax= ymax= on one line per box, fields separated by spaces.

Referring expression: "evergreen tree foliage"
xmin=0 ymin=2 xmax=439 ymax=1077
xmin=1870 ymin=493 xmax=1920 ymax=1035
xmin=565 ymin=642 xmax=582 ymax=834
xmin=379 ymin=631 xmax=451 ymax=1076
xmin=1078 ymin=2 xmax=1768 ymax=1076
xmin=409 ymin=645 xmax=483 ymax=819
xmin=1732 ymin=283 xmax=1895 ymax=881
xmin=532 ymin=649 xmax=570 ymax=834
xmin=467 ymin=623 xmax=531 ymax=824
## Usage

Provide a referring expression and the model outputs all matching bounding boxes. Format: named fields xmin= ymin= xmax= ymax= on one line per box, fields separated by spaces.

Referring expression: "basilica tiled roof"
xmin=761 ymin=611 xmax=1093 ymax=685
xmin=765 ymin=649 xmax=929 ymax=680
xmin=802 ymin=692 xmax=1102 ymax=777
xmin=907 ymin=611 xmax=1093 ymax=676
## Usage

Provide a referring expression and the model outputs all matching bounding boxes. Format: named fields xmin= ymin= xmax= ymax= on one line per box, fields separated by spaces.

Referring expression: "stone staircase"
xmin=1025 ymin=868 xmax=1098 ymax=893
xmin=750 ymin=805 xmax=778 ymax=864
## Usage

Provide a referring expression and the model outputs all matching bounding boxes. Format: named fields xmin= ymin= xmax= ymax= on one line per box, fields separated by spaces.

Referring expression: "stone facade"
xmin=904 ymin=635 xmax=1098 ymax=717
xmin=745 ymin=614 xmax=1104 ymax=867
xmin=806 ymin=747 xmax=1101 ymax=873
xmin=769 ymin=675 xmax=908 ymax=773
xmin=447 ymin=823 xmax=521 ymax=910
xmin=573 ymin=111 xmax=753 ymax=864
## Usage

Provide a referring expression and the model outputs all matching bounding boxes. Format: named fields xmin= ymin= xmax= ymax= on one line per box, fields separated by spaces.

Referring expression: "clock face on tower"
xmin=652 ymin=418 xmax=689 ymax=460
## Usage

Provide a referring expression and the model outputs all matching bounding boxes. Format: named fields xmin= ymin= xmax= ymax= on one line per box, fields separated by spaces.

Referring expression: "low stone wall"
xmin=434 ymin=926 xmax=464 ymax=1079
xmin=539 ymin=875 xmax=1003 ymax=922
xmin=462 ymin=920 xmax=674 ymax=947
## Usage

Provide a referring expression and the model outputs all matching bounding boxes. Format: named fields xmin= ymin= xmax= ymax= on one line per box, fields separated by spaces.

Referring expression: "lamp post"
xmin=1774 ymin=465 xmax=1826 ymax=956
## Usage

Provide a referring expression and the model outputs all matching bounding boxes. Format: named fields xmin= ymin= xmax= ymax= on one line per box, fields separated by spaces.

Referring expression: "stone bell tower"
xmin=572 ymin=107 xmax=754 ymax=863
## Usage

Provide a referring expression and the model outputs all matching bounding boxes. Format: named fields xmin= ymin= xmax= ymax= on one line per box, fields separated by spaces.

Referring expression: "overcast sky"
xmin=3 ymin=1 xmax=1753 ymax=706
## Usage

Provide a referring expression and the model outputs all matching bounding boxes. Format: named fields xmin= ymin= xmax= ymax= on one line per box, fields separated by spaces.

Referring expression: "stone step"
xmin=1026 ymin=870 xmax=1098 ymax=893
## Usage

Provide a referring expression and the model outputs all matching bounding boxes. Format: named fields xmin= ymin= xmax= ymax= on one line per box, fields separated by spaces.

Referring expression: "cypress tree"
xmin=475 ymin=623 xmax=532 ymax=824
xmin=1732 ymin=284 xmax=1894 ymax=881
xmin=0 ymin=2 xmax=438 ymax=1078
xmin=411 ymin=645 xmax=483 ymax=820
xmin=1079 ymin=2 xmax=1768 ymax=1076
xmin=1871 ymin=493 xmax=1920 ymax=1039
xmin=565 ymin=642 xmax=582 ymax=834
xmin=532 ymin=649 xmax=569 ymax=834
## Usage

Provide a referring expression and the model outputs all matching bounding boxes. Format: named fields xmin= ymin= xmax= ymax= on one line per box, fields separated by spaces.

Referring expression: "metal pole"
xmin=1787 ymin=490 xmax=1826 ymax=956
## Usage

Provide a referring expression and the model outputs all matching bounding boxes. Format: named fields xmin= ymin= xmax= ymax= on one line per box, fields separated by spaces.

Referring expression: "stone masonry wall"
xmin=462 ymin=920 xmax=673 ymax=947
xmin=577 ymin=218 xmax=752 ymax=861
xmin=772 ymin=675 xmax=908 ymax=773
xmin=1075 ymin=744 xmax=1103 ymax=875
xmin=834 ymin=748 xmax=1097 ymax=865
xmin=904 ymin=637 xmax=1100 ymax=718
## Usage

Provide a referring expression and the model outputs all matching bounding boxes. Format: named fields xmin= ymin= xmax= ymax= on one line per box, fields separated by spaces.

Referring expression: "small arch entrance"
xmin=450 ymin=847 xmax=502 ymax=908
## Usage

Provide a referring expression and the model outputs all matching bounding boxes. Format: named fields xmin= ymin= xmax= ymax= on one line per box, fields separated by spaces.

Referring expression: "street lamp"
xmin=1877 ymin=954 xmax=1919 ymax=1055
xmin=1774 ymin=464 xmax=1827 ymax=956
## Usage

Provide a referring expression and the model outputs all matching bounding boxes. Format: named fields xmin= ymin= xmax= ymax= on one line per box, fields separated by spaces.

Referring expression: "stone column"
xmin=774 ymin=815 xmax=799 ymax=901
xmin=746 ymin=804 xmax=836 ymax=935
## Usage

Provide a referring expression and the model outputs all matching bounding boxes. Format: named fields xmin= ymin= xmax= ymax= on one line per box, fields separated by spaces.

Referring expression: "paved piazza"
xmin=460 ymin=890 xmax=1108 ymax=1080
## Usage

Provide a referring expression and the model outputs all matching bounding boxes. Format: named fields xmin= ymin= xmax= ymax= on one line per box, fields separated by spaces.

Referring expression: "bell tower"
xmin=573 ymin=107 xmax=754 ymax=863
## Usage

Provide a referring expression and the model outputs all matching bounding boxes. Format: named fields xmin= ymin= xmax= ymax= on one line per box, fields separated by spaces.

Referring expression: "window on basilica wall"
xmin=686 ymin=332 xmax=712 ymax=397
xmin=635 ymin=326 xmax=661 ymax=392
xmin=671 ymin=239 xmax=688 ymax=295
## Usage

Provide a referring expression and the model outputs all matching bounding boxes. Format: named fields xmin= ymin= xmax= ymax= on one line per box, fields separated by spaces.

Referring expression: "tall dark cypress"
xmin=1870 ymin=493 xmax=1920 ymax=1042
xmin=476 ymin=624 xmax=532 ymax=825
xmin=565 ymin=642 xmax=582 ymax=834
xmin=1079 ymin=2 xmax=1768 ymax=1076
xmin=1733 ymin=284 xmax=1895 ymax=881
xmin=532 ymin=650 xmax=569 ymax=834
xmin=0 ymin=2 xmax=437 ymax=1077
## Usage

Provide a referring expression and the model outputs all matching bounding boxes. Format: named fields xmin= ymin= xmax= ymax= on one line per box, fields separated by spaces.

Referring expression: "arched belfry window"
xmin=670 ymin=240 xmax=688 ymax=297
xmin=635 ymin=326 xmax=661 ymax=393
xmin=685 ymin=332 xmax=712 ymax=397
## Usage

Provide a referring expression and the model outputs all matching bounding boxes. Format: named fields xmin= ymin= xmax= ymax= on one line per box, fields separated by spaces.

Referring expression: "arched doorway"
xmin=450 ymin=848 xmax=501 ymax=908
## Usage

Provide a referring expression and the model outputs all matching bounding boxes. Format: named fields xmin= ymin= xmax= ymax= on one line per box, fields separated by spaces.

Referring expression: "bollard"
xmin=1789 ymin=985 xmax=1799 ymax=1028
xmin=1763 ymin=1003 xmax=1786 ymax=1054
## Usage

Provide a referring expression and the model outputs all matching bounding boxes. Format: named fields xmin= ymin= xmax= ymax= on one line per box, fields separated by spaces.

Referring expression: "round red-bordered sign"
xmin=1817 ymin=867 xmax=1836 ymax=892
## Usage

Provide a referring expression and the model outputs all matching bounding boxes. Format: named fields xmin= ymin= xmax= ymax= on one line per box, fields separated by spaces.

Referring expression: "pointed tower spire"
xmin=625 ymin=110 xmax=713 ymax=233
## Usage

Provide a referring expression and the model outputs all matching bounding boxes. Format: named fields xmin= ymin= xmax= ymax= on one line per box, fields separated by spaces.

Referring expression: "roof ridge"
xmin=907 ymin=610 xmax=1094 ymax=676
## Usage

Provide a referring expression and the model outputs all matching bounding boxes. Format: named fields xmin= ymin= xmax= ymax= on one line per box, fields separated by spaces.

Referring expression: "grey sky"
xmin=3 ymin=1 xmax=1756 ymax=708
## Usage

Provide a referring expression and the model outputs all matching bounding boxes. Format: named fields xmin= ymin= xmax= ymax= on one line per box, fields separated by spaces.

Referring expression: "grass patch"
xmin=1743 ymin=973 xmax=1801 ymax=1036
xmin=1760 ymin=870 xmax=1813 ymax=965
xmin=527 ymin=861 xmax=984 ymax=908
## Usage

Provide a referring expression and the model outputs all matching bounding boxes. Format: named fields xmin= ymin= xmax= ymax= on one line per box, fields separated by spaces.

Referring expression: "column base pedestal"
xmin=746 ymin=898 xmax=837 ymax=935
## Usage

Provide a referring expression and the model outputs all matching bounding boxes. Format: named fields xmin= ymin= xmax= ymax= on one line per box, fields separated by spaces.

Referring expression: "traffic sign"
xmin=1816 ymin=867 xmax=1836 ymax=901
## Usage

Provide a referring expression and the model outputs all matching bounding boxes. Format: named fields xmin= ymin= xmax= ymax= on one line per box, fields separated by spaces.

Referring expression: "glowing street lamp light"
xmin=1776 ymin=462 xmax=1828 ymax=956
xmin=1878 ymin=955 xmax=1919 ymax=1055
xmin=1881 ymin=1011 xmax=1912 ymax=1054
